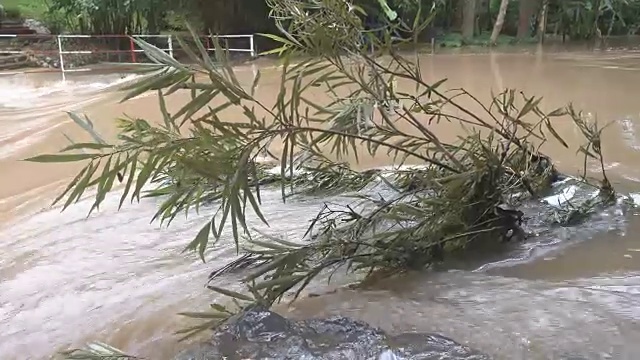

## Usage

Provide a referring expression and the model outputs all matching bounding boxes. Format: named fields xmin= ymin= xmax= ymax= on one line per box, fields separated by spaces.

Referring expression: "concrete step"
xmin=0 ymin=27 xmax=36 ymax=35
xmin=0 ymin=59 xmax=30 ymax=70
xmin=0 ymin=20 xmax=37 ymax=35
xmin=0 ymin=53 xmax=30 ymax=70
xmin=0 ymin=53 xmax=27 ymax=61
xmin=0 ymin=19 xmax=25 ymax=26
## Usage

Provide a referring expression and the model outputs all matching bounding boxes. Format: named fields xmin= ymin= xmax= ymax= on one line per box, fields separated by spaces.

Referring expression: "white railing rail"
xmin=203 ymin=34 xmax=256 ymax=56
xmin=0 ymin=33 xmax=257 ymax=79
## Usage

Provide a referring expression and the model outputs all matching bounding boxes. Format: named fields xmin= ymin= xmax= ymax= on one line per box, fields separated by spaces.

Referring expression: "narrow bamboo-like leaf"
xmin=252 ymin=274 xmax=305 ymax=291
xmin=90 ymin=155 xmax=114 ymax=213
xmin=51 ymin=166 xmax=88 ymax=207
xmin=25 ymin=153 xmax=99 ymax=163
xmin=63 ymin=161 xmax=99 ymax=211
xmin=243 ymin=254 xmax=289 ymax=282
xmin=184 ymin=220 xmax=211 ymax=262
xmin=517 ymin=95 xmax=542 ymax=120
xmin=61 ymin=143 xmax=113 ymax=152
xmin=250 ymin=70 xmax=261 ymax=97
xmin=132 ymin=36 xmax=187 ymax=69
xmin=258 ymin=32 xmax=300 ymax=48
xmin=173 ymin=89 xmax=215 ymax=125
xmin=245 ymin=188 xmax=268 ymax=225
xmin=260 ymin=46 xmax=289 ymax=56
xmin=66 ymin=112 xmax=107 ymax=144
xmin=206 ymin=284 xmax=254 ymax=302
xmin=177 ymin=311 xmax=228 ymax=319
xmin=157 ymin=89 xmax=174 ymax=131
xmin=175 ymin=319 xmax=221 ymax=342
xmin=120 ymin=68 xmax=176 ymax=102
xmin=175 ymin=32 xmax=215 ymax=71
xmin=544 ymin=119 xmax=569 ymax=148
xmin=118 ymin=154 xmax=138 ymax=210
xmin=246 ymin=239 xmax=291 ymax=251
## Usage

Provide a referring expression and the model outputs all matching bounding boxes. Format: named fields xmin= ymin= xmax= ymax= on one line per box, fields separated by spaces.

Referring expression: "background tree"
xmin=462 ymin=0 xmax=477 ymax=38
xmin=517 ymin=0 xmax=537 ymax=38
xmin=538 ymin=0 xmax=549 ymax=42
xmin=29 ymin=0 xmax=640 ymax=44
xmin=490 ymin=0 xmax=510 ymax=43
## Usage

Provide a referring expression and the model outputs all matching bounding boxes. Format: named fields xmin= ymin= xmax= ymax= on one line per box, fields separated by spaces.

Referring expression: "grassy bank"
xmin=436 ymin=31 xmax=538 ymax=48
xmin=2 ymin=0 xmax=48 ymax=19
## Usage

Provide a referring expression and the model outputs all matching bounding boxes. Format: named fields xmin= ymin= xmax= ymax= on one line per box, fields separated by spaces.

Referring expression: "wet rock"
xmin=173 ymin=305 xmax=489 ymax=360
xmin=388 ymin=333 xmax=489 ymax=359
xmin=23 ymin=19 xmax=51 ymax=35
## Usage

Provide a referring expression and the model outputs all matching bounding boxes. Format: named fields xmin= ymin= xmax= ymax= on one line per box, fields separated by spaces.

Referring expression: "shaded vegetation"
xmin=13 ymin=0 xmax=640 ymax=45
xmin=1 ymin=0 xmax=44 ymax=19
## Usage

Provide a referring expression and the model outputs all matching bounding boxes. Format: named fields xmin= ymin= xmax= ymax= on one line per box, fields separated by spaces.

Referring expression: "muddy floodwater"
xmin=2 ymin=42 xmax=640 ymax=359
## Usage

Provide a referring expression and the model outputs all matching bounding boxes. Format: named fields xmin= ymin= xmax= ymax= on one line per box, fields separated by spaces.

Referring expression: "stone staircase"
xmin=0 ymin=19 xmax=36 ymax=35
xmin=0 ymin=51 xmax=29 ymax=70
xmin=0 ymin=19 xmax=39 ymax=70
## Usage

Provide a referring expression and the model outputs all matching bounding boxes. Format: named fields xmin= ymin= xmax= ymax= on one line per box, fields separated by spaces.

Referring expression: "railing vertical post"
xmin=56 ymin=35 xmax=66 ymax=81
xmin=167 ymin=35 xmax=174 ymax=58
xmin=129 ymin=36 xmax=137 ymax=63
xmin=249 ymin=34 xmax=256 ymax=58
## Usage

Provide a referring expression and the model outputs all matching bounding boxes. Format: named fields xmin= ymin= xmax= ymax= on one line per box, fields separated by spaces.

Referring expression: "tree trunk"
xmin=592 ymin=0 xmax=602 ymax=38
xmin=490 ymin=0 xmax=509 ymax=44
xmin=462 ymin=0 xmax=477 ymax=39
xmin=517 ymin=0 xmax=536 ymax=38
xmin=537 ymin=0 xmax=549 ymax=44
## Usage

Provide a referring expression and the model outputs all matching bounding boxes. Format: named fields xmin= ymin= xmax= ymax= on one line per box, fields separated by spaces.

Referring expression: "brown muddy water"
xmin=2 ymin=44 xmax=640 ymax=360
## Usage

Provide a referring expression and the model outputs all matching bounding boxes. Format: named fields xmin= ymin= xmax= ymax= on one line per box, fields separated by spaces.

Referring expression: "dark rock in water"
xmin=174 ymin=306 xmax=490 ymax=360
xmin=387 ymin=333 xmax=489 ymax=359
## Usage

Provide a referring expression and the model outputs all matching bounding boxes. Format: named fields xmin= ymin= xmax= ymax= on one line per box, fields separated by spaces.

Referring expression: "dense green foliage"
xmin=11 ymin=0 xmax=639 ymax=43
xmin=1 ymin=0 xmax=43 ymax=19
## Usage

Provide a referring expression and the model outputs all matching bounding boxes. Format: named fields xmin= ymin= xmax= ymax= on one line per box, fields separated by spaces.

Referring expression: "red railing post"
xmin=129 ymin=37 xmax=137 ymax=63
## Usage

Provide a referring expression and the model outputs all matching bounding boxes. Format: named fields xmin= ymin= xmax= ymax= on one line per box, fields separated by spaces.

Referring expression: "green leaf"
xmin=63 ymin=161 xmax=99 ymax=211
xmin=258 ymin=32 xmax=300 ymax=48
xmin=132 ymin=155 xmax=159 ymax=202
xmin=544 ymin=118 xmax=569 ymax=148
xmin=66 ymin=112 xmax=106 ymax=144
xmin=250 ymin=70 xmax=261 ymax=97
xmin=252 ymin=274 xmax=305 ymax=291
xmin=61 ymin=143 xmax=113 ymax=152
xmin=131 ymin=36 xmax=187 ymax=69
xmin=177 ymin=311 xmax=228 ymax=319
xmin=25 ymin=153 xmax=99 ymax=163
xmin=184 ymin=220 xmax=212 ymax=262
xmin=118 ymin=154 xmax=138 ymax=210
xmin=206 ymin=284 xmax=255 ymax=302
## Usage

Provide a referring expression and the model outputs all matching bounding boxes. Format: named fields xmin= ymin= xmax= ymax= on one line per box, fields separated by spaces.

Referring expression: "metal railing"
xmin=0 ymin=33 xmax=257 ymax=79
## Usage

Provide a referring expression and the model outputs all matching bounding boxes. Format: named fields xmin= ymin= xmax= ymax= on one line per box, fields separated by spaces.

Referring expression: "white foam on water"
xmin=625 ymin=193 xmax=640 ymax=207
xmin=619 ymin=117 xmax=640 ymax=152
xmin=0 ymin=72 xmax=142 ymax=159
xmin=0 ymin=121 xmax=67 ymax=160
xmin=542 ymin=185 xmax=578 ymax=208
xmin=0 ymin=73 xmax=140 ymax=109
